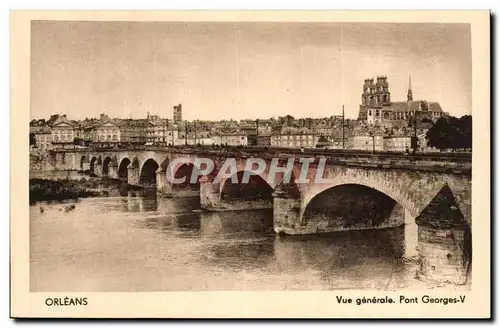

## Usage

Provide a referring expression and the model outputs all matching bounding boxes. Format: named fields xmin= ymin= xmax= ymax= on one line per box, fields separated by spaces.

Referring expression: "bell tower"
xmin=361 ymin=78 xmax=375 ymax=106
xmin=375 ymin=76 xmax=391 ymax=105
xmin=358 ymin=76 xmax=392 ymax=121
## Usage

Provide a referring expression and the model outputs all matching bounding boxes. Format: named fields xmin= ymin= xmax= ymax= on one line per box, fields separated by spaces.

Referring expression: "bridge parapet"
xmin=48 ymin=147 xmax=471 ymax=174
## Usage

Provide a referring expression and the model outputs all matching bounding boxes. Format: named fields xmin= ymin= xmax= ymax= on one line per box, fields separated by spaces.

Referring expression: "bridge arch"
xmin=89 ymin=156 xmax=98 ymax=174
xmin=80 ymin=155 xmax=88 ymax=170
xmin=302 ymin=183 xmax=409 ymax=228
xmin=300 ymin=175 xmax=420 ymax=223
xmin=171 ymin=162 xmax=202 ymax=191
xmin=220 ymin=170 xmax=274 ymax=204
xmin=216 ymin=157 xmax=298 ymax=192
xmin=118 ymin=157 xmax=131 ymax=181
xmin=102 ymin=156 xmax=115 ymax=176
xmin=139 ymin=158 xmax=160 ymax=188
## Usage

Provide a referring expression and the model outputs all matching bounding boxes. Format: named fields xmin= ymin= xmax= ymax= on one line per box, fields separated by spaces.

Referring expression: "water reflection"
xmin=201 ymin=237 xmax=276 ymax=271
xmin=196 ymin=210 xmax=275 ymax=270
xmin=273 ymin=228 xmax=405 ymax=271
xmin=117 ymin=190 xmax=158 ymax=212
xmin=30 ymin=192 xmax=440 ymax=292
xmin=199 ymin=210 xmax=273 ymax=237
xmin=272 ymin=228 xmax=407 ymax=290
xmin=175 ymin=214 xmax=202 ymax=234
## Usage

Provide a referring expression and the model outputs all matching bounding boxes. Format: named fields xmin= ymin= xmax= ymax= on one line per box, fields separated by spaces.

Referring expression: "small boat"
xmin=39 ymin=205 xmax=44 ymax=213
xmin=64 ymin=204 xmax=76 ymax=212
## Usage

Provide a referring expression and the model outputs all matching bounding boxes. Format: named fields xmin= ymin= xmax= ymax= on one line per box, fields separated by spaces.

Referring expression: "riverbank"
xmin=29 ymin=177 xmax=143 ymax=204
xmin=29 ymin=178 xmax=99 ymax=204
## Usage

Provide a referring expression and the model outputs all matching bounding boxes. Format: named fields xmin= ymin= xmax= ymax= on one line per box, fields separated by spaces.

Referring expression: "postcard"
xmin=11 ymin=10 xmax=490 ymax=318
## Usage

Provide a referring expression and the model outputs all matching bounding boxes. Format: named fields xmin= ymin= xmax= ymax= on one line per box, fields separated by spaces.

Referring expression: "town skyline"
xmin=31 ymin=21 xmax=472 ymax=121
xmin=31 ymin=112 xmax=351 ymax=123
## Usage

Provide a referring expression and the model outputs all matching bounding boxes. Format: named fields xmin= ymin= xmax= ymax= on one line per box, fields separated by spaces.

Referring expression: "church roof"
xmin=390 ymin=101 xmax=423 ymax=112
xmin=388 ymin=101 xmax=444 ymax=113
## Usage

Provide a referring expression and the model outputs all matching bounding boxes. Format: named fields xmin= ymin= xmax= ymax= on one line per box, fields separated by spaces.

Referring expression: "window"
xmin=368 ymin=110 xmax=372 ymax=116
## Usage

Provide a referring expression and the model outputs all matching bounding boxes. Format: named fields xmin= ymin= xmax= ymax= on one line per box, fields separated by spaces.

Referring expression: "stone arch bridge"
xmin=46 ymin=147 xmax=472 ymax=284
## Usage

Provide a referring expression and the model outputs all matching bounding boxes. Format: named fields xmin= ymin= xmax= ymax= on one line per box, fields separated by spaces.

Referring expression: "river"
xmin=30 ymin=191 xmax=469 ymax=292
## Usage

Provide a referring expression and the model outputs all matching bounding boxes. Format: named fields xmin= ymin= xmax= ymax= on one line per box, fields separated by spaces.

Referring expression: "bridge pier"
xmin=272 ymin=190 xmax=302 ymax=235
xmin=105 ymin=164 xmax=118 ymax=179
xmin=94 ymin=164 xmax=103 ymax=177
xmin=199 ymin=176 xmax=221 ymax=210
xmin=404 ymin=210 xmax=419 ymax=258
xmin=416 ymin=223 xmax=470 ymax=285
xmin=414 ymin=185 xmax=471 ymax=285
xmin=127 ymin=165 xmax=140 ymax=187
xmin=156 ymin=169 xmax=172 ymax=197
xmin=82 ymin=162 xmax=90 ymax=171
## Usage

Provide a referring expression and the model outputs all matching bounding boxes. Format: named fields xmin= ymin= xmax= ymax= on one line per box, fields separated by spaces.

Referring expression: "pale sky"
xmin=30 ymin=21 xmax=472 ymax=121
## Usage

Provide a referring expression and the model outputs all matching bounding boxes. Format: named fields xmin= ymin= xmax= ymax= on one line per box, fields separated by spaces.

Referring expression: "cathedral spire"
xmin=407 ymin=75 xmax=413 ymax=101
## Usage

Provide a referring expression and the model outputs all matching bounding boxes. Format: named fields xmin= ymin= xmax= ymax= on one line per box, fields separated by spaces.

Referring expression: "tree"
xmin=426 ymin=117 xmax=451 ymax=150
xmin=29 ymin=133 xmax=37 ymax=147
xmin=73 ymin=137 xmax=84 ymax=146
xmin=317 ymin=135 xmax=329 ymax=143
xmin=458 ymin=115 xmax=472 ymax=149
xmin=426 ymin=115 xmax=472 ymax=151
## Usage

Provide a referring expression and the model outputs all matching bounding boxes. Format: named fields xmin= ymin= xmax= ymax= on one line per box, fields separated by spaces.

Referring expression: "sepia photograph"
xmin=11 ymin=10 xmax=490 ymax=318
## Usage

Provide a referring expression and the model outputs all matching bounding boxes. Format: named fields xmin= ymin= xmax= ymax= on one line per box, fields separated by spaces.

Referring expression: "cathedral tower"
xmin=375 ymin=76 xmax=391 ymax=105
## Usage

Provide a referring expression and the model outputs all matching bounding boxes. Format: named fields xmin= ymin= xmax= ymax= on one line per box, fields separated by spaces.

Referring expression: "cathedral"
xmin=357 ymin=76 xmax=445 ymax=124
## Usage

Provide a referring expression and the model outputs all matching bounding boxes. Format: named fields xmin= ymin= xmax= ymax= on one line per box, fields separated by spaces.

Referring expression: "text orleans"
xmin=45 ymin=297 xmax=88 ymax=306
